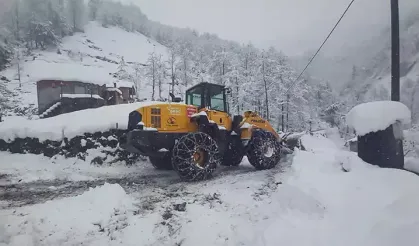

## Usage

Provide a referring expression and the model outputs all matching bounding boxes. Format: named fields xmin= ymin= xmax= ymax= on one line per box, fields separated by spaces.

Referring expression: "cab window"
xmin=186 ymin=87 xmax=202 ymax=108
xmin=208 ymin=85 xmax=226 ymax=112
xmin=210 ymin=91 xmax=225 ymax=111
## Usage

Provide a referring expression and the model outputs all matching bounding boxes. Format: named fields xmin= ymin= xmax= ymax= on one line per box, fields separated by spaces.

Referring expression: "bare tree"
xmin=157 ymin=54 xmax=164 ymax=100
xmin=262 ymin=52 xmax=269 ymax=121
xmin=15 ymin=48 xmax=21 ymax=87
xmin=167 ymin=48 xmax=177 ymax=94
xmin=68 ymin=0 xmax=85 ymax=31
xmin=88 ymin=0 xmax=101 ymax=20
xmin=145 ymin=52 xmax=157 ymax=101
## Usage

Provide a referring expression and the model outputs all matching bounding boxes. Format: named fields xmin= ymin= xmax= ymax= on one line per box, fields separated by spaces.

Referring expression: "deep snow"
xmin=346 ymin=100 xmax=411 ymax=136
xmin=1 ymin=133 xmax=419 ymax=246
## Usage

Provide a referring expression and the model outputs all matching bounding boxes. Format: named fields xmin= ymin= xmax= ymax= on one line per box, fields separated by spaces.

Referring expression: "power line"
xmin=285 ymin=0 xmax=356 ymax=95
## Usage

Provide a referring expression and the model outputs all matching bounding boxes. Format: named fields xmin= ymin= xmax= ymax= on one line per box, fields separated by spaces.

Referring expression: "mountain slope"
xmin=293 ymin=8 xmax=419 ymax=124
xmin=0 ymin=0 xmax=323 ymax=131
xmin=0 ymin=22 xmax=169 ymax=118
xmin=338 ymin=16 xmax=419 ymax=122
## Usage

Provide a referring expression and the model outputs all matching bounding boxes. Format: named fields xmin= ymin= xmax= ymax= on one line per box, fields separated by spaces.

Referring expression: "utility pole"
xmin=391 ymin=0 xmax=400 ymax=101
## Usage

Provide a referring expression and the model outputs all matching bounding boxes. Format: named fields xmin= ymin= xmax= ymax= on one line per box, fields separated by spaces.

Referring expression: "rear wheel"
xmin=149 ymin=154 xmax=173 ymax=170
xmin=247 ymin=129 xmax=281 ymax=170
xmin=172 ymin=132 xmax=220 ymax=181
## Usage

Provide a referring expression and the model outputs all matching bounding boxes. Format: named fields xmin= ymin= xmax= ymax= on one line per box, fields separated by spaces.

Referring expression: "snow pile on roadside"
xmin=0 ymin=150 xmax=149 ymax=185
xmin=405 ymin=157 xmax=419 ymax=173
xmin=1 ymin=183 xmax=136 ymax=246
xmin=346 ymin=101 xmax=411 ymax=136
xmin=301 ymin=133 xmax=338 ymax=152
xmin=0 ymin=101 xmax=163 ymax=142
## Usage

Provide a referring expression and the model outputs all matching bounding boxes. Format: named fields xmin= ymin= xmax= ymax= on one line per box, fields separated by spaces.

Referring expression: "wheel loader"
xmin=119 ymin=82 xmax=288 ymax=181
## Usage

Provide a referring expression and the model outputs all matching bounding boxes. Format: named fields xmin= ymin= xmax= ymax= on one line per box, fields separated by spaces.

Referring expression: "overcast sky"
xmin=128 ymin=0 xmax=418 ymax=56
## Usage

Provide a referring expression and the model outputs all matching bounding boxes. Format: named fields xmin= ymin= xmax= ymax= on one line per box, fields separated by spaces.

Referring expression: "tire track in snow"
xmin=0 ymin=172 xmax=179 ymax=209
xmin=0 ymin=161 xmax=274 ymax=209
xmin=252 ymin=155 xmax=293 ymax=201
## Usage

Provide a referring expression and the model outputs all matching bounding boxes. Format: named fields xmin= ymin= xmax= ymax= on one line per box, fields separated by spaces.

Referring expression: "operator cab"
xmin=185 ymin=82 xmax=229 ymax=113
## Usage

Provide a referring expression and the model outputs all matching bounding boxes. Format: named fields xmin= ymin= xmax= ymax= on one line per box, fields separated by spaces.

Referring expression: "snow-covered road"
xmin=1 ymin=134 xmax=419 ymax=246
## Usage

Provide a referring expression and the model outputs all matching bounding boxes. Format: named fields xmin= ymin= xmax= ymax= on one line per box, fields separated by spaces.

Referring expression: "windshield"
xmin=186 ymin=84 xmax=226 ymax=112
xmin=210 ymin=90 xmax=225 ymax=111
xmin=186 ymin=87 xmax=202 ymax=108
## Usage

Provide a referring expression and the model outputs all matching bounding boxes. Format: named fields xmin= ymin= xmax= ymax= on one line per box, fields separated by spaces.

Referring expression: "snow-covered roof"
xmin=346 ymin=101 xmax=411 ymax=136
xmin=0 ymin=101 xmax=165 ymax=142
xmin=106 ymin=88 xmax=122 ymax=94
xmin=105 ymin=81 xmax=134 ymax=88
xmin=61 ymin=94 xmax=103 ymax=100
xmin=346 ymin=137 xmax=357 ymax=143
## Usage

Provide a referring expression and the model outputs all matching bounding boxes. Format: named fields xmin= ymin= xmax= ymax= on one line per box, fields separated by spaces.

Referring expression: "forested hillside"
xmin=339 ymin=11 xmax=419 ymax=124
xmin=292 ymin=6 xmax=419 ymax=126
xmin=0 ymin=0 xmax=340 ymax=132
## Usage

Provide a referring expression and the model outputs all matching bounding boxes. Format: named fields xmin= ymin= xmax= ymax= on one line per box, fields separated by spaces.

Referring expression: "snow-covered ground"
xmin=0 ymin=22 xmax=169 ymax=117
xmin=1 ymin=133 xmax=419 ymax=246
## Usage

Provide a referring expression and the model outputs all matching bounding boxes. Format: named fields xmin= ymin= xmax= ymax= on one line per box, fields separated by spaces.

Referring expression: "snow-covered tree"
xmin=144 ymin=52 xmax=158 ymax=101
xmin=156 ymin=54 xmax=166 ymax=100
xmin=166 ymin=46 xmax=178 ymax=94
xmin=401 ymin=78 xmax=419 ymax=124
xmin=116 ymin=56 xmax=129 ymax=80
xmin=67 ymin=0 xmax=85 ymax=31
xmin=88 ymin=0 xmax=101 ymax=20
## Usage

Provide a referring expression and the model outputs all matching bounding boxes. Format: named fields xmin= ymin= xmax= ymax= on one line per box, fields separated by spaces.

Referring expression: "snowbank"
xmin=346 ymin=101 xmax=411 ymax=136
xmin=0 ymin=150 xmax=148 ymax=185
xmin=0 ymin=101 xmax=163 ymax=142
xmin=2 ymin=183 xmax=135 ymax=246
xmin=301 ymin=134 xmax=337 ymax=152
xmin=405 ymin=157 xmax=419 ymax=173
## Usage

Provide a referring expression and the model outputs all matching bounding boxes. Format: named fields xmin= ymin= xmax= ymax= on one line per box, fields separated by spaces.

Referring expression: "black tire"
xmin=149 ymin=154 xmax=173 ymax=170
xmin=247 ymin=129 xmax=281 ymax=170
xmin=221 ymin=136 xmax=245 ymax=166
xmin=172 ymin=132 xmax=220 ymax=181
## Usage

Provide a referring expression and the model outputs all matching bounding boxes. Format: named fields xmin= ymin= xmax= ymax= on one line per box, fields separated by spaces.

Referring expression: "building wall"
xmin=37 ymin=80 xmax=61 ymax=114
xmin=119 ymin=87 xmax=130 ymax=103
xmin=37 ymin=80 xmax=102 ymax=114
xmin=37 ymin=80 xmax=135 ymax=115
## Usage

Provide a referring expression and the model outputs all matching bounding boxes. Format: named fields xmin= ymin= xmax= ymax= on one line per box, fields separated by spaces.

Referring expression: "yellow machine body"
xmin=135 ymin=103 xmax=279 ymax=142
xmin=134 ymin=103 xmax=199 ymax=133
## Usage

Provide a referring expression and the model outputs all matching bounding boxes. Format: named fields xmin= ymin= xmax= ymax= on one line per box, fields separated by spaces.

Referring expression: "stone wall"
xmin=0 ymin=130 xmax=144 ymax=165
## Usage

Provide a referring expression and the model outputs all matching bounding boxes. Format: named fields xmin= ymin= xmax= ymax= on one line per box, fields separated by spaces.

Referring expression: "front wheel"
xmin=247 ymin=129 xmax=281 ymax=170
xmin=172 ymin=132 xmax=220 ymax=181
